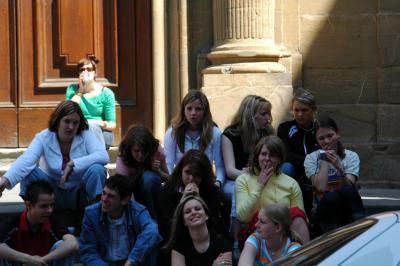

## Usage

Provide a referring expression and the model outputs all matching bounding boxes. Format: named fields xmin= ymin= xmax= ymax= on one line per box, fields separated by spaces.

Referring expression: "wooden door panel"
xmin=0 ymin=0 xmax=17 ymax=146
xmin=17 ymin=0 xmax=119 ymax=145
xmin=19 ymin=0 xmax=118 ymax=102
xmin=117 ymin=0 xmax=153 ymax=133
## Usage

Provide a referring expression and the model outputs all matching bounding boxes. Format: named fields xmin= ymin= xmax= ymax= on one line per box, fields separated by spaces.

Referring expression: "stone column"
xmin=152 ymin=0 xmax=166 ymax=140
xmin=202 ymin=0 xmax=293 ymax=129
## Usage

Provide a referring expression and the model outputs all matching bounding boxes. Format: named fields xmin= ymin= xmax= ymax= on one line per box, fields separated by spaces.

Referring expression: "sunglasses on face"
xmin=79 ymin=67 xmax=95 ymax=73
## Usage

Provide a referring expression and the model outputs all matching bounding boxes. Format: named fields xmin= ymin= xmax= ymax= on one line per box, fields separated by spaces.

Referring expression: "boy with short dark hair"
xmin=79 ymin=174 xmax=162 ymax=266
xmin=0 ymin=180 xmax=78 ymax=266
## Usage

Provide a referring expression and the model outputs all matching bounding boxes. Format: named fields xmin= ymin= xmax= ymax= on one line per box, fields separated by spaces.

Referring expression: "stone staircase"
xmin=1 ymin=147 xmax=399 ymax=217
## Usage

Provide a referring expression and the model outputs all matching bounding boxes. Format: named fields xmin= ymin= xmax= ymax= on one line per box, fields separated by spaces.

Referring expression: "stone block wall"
xmin=293 ymin=0 xmax=400 ymax=185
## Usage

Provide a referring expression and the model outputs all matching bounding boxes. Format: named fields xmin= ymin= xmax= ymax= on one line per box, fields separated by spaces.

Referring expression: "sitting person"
xmin=163 ymin=195 xmax=232 ymax=266
xmin=116 ymin=124 xmax=169 ymax=219
xmin=221 ymin=95 xmax=274 ymax=260
xmin=277 ymin=89 xmax=320 ymax=218
xmin=304 ymin=116 xmax=365 ymax=233
xmin=66 ymin=57 xmax=116 ymax=148
xmin=164 ymin=90 xmax=225 ymax=188
xmin=0 ymin=180 xmax=78 ymax=266
xmin=79 ymin=174 xmax=162 ymax=266
xmin=158 ymin=150 xmax=227 ymax=240
xmin=0 ymin=101 xmax=109 ymax=211
xmin=222 ymin=94 xmax=274 ymax=201
xmin=236 ymin=136 xmax=309 ymax=246
xmin=238 ymin=203 xmax=302 ymax=266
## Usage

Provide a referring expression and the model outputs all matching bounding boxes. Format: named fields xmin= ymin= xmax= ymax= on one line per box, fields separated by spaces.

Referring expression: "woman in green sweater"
xmin=66 ymin=58 xmax=116 ymax=148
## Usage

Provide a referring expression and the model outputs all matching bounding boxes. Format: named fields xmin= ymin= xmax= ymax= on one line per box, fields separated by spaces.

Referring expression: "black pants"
xmin=315 ymin=184 xmax=365 ymax=233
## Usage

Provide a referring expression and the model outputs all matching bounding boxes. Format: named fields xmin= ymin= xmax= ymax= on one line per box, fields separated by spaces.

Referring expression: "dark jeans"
xmin=134 ymin=170 xmax=162 ymax=220
xmin=315 ymin=184 xmax=365 ymax=233
xmin=281 ymin=162 xmax=313 ymax=220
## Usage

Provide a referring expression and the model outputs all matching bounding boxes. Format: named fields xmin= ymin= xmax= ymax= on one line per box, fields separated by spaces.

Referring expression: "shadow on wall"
xmin=296 ymin=0 xmax=400 ymax=183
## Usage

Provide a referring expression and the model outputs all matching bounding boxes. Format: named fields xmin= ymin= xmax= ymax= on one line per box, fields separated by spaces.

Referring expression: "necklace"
xmin=268 ymin=238 xmax=285 ymax=257
xmin=297 ymin=120 xmax=315 ymax=132
xmin=195 ymin=242 xmax=209 ymax=253
xmin=193 ymin=234 xmax=210 ymax=254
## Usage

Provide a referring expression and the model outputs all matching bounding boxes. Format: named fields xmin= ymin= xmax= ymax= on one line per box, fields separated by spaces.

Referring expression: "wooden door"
xmin=0 ymin=0 xmax=153 ymax=147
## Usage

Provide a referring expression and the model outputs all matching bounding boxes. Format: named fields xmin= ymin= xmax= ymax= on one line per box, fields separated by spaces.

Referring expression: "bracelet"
xmin=76 ymin=92 xmax=83 ymax=97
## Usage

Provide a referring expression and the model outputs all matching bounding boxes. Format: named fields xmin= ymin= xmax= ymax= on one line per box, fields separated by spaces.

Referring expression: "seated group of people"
xmin=0 ymin=59 xmax=366 ymax=266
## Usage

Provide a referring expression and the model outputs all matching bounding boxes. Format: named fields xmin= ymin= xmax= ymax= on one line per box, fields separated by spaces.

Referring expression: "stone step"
xmin=1 ymin=186 xmax=399 ymax=216
xmin=0 ymin=147 xmax=118 ymax=176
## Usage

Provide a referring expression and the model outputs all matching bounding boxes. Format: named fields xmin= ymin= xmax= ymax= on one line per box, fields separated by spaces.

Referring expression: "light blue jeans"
xmin=0 ymin=240 xmax=74 ymax=266
xmin=19 ymin=164 xmax=106 ymax=210
xmin=89 ymin=122 xmax=114 ymax=149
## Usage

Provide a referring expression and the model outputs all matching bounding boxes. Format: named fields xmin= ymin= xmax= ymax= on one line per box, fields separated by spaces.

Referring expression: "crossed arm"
xmin=0 ymin=234 xmax=78 ymax=265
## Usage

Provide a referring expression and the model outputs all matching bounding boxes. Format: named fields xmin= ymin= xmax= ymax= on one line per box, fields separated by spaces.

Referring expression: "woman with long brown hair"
xmin=164 ymin=195 xmax=232 ymax=266
xmin=116 ymin=124 xmax=168 ymax=219
xmin=164 ymin=90 xmax=225 ymax=187
xmin=158 ymin=150 xmax=227 ymax=240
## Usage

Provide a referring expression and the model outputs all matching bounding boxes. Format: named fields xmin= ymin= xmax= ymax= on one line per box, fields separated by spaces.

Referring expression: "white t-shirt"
xmin=304 ymin=149 xmax=360 ymax=183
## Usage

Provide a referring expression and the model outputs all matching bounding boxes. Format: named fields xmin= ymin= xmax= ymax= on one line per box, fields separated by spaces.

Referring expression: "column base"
xmin=207 ymin=46 xmax=291 ymax=65
xmin=201 ymin=63 xmax=293 ymax=130
xmin=202 ymin=62 xmax=287 ymax=74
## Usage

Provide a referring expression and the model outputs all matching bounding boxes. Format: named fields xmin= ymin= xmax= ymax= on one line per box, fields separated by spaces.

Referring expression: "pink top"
xmin=116 ymin=145 xmax=166 ymax=176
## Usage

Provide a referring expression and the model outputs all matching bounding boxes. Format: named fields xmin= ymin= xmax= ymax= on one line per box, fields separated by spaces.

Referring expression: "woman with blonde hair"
xmin=238 ymin=203 xmax=302 ymax=265
xmin=221 ymin=95 xmax=274 ymax=260
xmin=164 ymin=90 xmax=225 ymax=187
xmin=222 ymin=95 xmax=273 ymax=200
xmin=277 ymin=89 xmax=320 ymax=218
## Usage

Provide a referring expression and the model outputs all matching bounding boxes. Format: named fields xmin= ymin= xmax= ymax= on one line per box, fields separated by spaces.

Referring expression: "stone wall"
xmin=172 ymin=0 xmax=400 ymax=186
xmin=295 ymin=0 xmax=400 ymax=185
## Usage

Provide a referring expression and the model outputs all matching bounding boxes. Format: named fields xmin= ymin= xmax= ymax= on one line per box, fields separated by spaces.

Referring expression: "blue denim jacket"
xmin=79 ymin=200 xmax=162 ymax=266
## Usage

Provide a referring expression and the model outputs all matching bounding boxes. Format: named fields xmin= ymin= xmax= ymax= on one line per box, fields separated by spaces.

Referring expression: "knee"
xmin=141 ymin=171 xmax=161 ymax=187
xmin=340 ymin=184 xmax=359 ymax=198
xmin=281 ymin=162 xmax=295 ymax=177
xmin=291 ymin=216 xmax=310 ymax=244
xmin=50 ymin=240 xmax=64 ymax=251
xmin=321 ymin=191 xmax=341 ymax=207
xmin=86 ymin=164 xmax=107 ymax=176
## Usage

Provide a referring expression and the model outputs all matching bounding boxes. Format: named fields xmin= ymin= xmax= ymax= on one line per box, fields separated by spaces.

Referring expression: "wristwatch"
xmin=68 ymin=161 xmax=75 ymax=168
